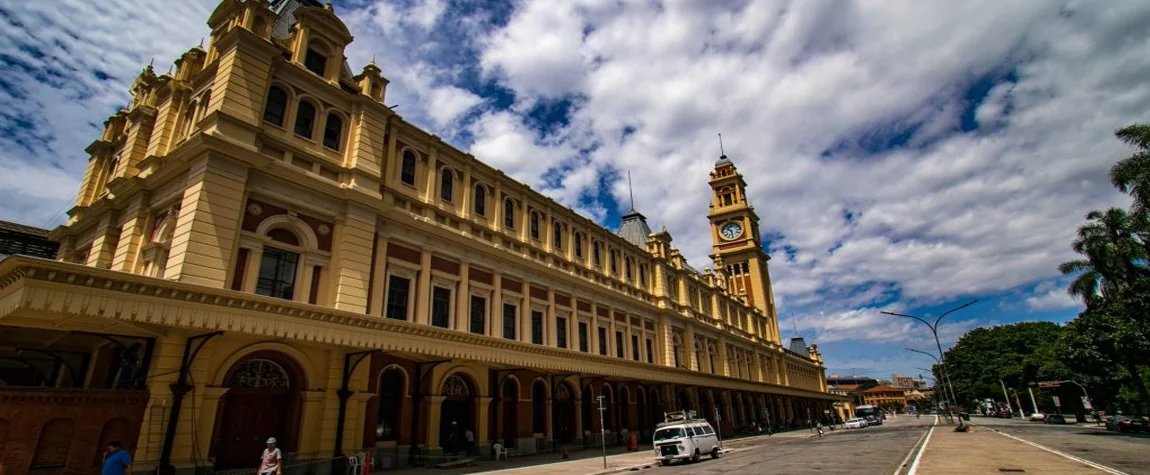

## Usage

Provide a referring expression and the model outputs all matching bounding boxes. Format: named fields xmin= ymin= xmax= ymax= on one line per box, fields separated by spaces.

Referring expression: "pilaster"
xmin=110 ymin=195 xmax=151 ymax=273
xmin=455 ymin=260 xmax=471 ymax=332
xmin=164 ymin=155 xmax=248 ymax=287
xmin=86 ymin=211 xmax=121 ymax=269
xmin=329 ymin=204 xmax=375 ymax=313
xmin=367 ymin=233 xmax=389 ymax=316
xmin=415 ymin=249 xmax=432 ymax=325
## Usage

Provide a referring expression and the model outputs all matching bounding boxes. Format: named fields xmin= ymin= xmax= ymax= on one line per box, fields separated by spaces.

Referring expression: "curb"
xmin=586 ymin=461 xmax=654 ymax=475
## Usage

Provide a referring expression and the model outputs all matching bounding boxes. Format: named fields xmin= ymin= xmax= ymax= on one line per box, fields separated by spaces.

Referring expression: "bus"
xmin=855 ymin=405 xmax=883 ymax=426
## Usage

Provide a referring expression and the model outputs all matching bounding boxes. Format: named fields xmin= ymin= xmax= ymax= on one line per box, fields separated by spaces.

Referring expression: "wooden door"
xmin=215 ymin=391 xmax=288 ymax=470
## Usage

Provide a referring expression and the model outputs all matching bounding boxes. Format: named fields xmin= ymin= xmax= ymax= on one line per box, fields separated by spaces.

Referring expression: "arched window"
xmin=304 ymin=46 xmax=327 ymax=77
xmin=263 ymin=86 xmax=287 ymax=126
xmin=529 ymin=212 xmax=540 ymax=240
xmin=625 ymin=257 xmax=633 ymax=280
xmin=592 ymin=241 xmax=601 ymax=267
xmin=639 ymin=265 xmax=647 ymax=287
xmin=552 ymin=221 xmax=563 ymax=249
xmin=376 ymin=369 xmax=404 ymax=441
xmin=294 ymin=101 xmax=316 ymax=139
xmin=322 ymin=113 xmax=342 ymax=150
xmin=267 ymin=228 xmax=300 ymax=246
xmin=255 ymin=228 xmax=301 ymax=301
xmin=609 ymin=250 xmax=618 ymax=274
xmin=504 ymin=199 xmax=515 ymax=229
xmin=440 ymin=168 xmax=454 ymax=202
xmin=473 ymin=185 xmax=486 ymax=216
xmin=400 ymin=150 xmax=417 ymax=185
xmin=574 ymin=232 xmax=583 ymax=259
xmin=180 ymin=101 xmax=197 ymax=139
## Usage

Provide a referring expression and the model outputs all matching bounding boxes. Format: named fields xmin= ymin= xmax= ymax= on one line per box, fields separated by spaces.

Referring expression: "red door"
xmin=215 ymin=391 xmax=289 ymax=470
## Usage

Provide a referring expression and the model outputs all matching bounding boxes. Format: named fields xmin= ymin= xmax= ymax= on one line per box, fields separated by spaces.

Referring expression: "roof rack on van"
xmin=657 ymin=410 xmax=709 ymax=428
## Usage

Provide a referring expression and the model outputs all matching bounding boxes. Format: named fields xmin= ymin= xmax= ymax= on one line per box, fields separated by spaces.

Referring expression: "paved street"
xmin=641 ymin=415 xmax=933 ymax=475
xmin=972 ymin=416 xmax=1150 ymax=475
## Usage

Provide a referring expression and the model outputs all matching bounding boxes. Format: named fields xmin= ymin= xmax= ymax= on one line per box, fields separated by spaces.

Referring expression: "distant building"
xmin=827 ymin=375 xmax=878 ymax=387
xmin=859 ymin=385 xmax=910 ymax=412
xmin=892 ymin=374 xmax=916 ymax=390
xmin=0 ymin=219 xmax=59 ymax=260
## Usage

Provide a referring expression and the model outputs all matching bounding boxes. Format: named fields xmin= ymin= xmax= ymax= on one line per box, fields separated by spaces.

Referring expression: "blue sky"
xmin=3 ymin=0 xmax=1149 ymax=381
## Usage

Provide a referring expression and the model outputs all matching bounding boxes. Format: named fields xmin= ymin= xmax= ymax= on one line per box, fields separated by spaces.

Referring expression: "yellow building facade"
xmin=0 ymin=1 xmax=836 ymax=473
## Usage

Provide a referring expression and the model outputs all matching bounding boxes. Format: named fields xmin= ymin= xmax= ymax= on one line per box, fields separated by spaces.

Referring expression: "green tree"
xmin=1110 ymin=124 xmax=1150 ymax=218
xmin=1057 ymin=208 xmax=1148 ymax=303
xmin=1059 ymin=283 xmax=1150 ymax=412
xmin=941 ymin=322 xmax=1075 ymax=408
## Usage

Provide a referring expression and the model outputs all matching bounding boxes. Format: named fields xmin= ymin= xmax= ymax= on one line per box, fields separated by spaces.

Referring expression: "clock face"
xmin=720 ymin=222 xmax=744 ymax=240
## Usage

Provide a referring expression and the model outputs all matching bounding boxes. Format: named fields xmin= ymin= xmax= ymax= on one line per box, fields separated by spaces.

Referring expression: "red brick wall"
xmin=0 ymin=388 xmax=148 ymax=475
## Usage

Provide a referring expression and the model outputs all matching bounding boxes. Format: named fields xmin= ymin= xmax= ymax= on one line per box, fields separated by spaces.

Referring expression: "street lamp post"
xmin=906 ymin=349 xmax=951 ymax=413
xmin=905 ymin=347 xmax=959 ymax=421
xmin=884 ymin=300 xmax=977 ymax=425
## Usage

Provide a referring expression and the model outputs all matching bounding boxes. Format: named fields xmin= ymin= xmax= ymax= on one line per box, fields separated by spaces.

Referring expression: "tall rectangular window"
xmin=615 ymin=331 xmax=624 ymax=358
xmin=385 ymin=275 xmax=410 ymax=321
xmin=579 ymin=322 xmax=589 ymax=352
xmin=469 ymin=295 xmax=486 ymax=334
xmin=556 ymin=317 xmax=568 ymax=349
xmin=431 ymin=287 xmax=451 ymax=328
xmin=503 ymin=303 xmax=517 ymax=340
xmin=598 ymin=327 xmax=608 ymax=355
xmin=646 ymin=338 xmax=654 ymax=364
xmin=531 ymin=310 xmax=544 ymax=345
xmin=255 ymin=247 xmax=299 ymax=300
xmin=631 ymin=335 xmax=640 ymax=361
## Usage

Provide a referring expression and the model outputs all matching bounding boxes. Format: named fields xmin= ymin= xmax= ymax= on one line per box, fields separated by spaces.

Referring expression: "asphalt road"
xmin=973 ymin=416 xmax=1150 ymax=475
xmin=651 ymin=416 xmax=934 ymax=475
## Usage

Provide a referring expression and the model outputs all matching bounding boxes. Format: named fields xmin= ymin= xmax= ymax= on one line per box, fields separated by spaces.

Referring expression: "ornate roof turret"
xmin=617 ymin=208 xmax=653 ymax=248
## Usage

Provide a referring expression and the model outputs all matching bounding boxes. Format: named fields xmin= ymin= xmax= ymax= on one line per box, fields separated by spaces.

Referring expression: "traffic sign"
xmin=1082 ymin=397 xmax=1092 ymax=410
xmin=1053 ymin=396 xmax=1061 ymax=407
xmin=1038 ymin=381 xmax=1061 ymax=389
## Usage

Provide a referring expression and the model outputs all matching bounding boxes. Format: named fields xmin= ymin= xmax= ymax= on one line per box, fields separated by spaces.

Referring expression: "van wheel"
xmin=692 ymin=449 xmax=701 ymax=463
xmin=659 ymin=460 xmax=670 ymax=466
xmin=710 ymin=447 xmax=721 ymax=459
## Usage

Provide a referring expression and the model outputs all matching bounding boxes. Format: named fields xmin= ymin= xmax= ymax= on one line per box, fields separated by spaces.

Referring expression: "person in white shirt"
xmin=258 ymin=437 xmax=282 ymax=475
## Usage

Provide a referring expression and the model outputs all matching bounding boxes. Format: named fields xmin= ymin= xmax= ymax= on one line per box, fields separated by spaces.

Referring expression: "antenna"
xmin=718 ymin=133 xmax=726 ymax=157
xmin=627 ymin=170 xmax=635 ymax=210
xmin=791 ymin=312 xmax=799 ymax=338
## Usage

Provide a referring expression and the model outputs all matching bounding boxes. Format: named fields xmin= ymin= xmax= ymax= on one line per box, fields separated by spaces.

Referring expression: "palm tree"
xmin=1059 ymin=208 xmax=1149 ymax=303
xmin=1110 ymin=124 xmax=1150 ymax=216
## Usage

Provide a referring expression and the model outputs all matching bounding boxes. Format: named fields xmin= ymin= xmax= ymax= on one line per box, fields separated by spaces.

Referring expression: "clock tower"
xmin=707 ymin=152 xmax=781 ymax=343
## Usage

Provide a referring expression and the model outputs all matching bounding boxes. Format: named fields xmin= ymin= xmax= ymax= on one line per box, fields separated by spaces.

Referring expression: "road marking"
xmin=894 ymin=415 xmax=936 ymax=475
xmin=991 ymin=430 xmax=1130 ymax=475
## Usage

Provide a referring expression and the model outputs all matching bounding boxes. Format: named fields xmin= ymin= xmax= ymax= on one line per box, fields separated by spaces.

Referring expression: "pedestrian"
xmin=446 ymin=421 xmax=459 ymax=455
xmin=816 ymin=421 xmax=825 ymax=437
xmin=464 ymin=427 xmax=475 ymax=456
xmin=101 ymin=441 xmax=132 ymax=475
xmin=259 ymin=437 xmax=282 ymax=475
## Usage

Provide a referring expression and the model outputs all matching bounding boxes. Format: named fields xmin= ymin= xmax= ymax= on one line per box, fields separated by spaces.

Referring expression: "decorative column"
xmin=367 ymin=233 xmax=389 ymax=317
xmin=426 ymin=395 xmax=446 ymax=451
xmin=491 ymin=272 xmax=503 ymax=337
xmin=415 ymin=249 xmax=432 ymax=325
xmin=546 ymin=288 xmax=558 ymax=347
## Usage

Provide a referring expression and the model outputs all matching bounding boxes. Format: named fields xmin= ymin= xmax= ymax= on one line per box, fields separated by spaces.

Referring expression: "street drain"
xmin=998 ymin=469 xmax=1026 ymax=473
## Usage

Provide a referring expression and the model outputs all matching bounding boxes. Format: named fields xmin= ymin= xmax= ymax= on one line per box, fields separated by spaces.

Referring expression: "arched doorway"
xmin=500 ymin=378 xmax=519 ymax=448
xmin=375 ymin=368 xmax=405 ymax=442
xmin=439 ymin=374 xmax=475 ymax=454
xmin=676 ymin=388 xmax=690 ymax=413
xmin=552 ymin=382 xmax=575 ymax=444
xmin=635 ymin=387 xmax=649 ymax=442
xmin=215 ymin=355 xmax=303 ymax=470
xmin=601 ymin=384 xmax=617 ymax=444
xmin=619 ymin=386 xmax=632 ymax=433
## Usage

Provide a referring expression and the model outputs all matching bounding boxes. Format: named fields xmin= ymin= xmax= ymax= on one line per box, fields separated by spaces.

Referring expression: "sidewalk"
xmin=376 ymin=429 xmax=814 ymax=475
xmin=913 ymin=423 xmax=1106 ymax=474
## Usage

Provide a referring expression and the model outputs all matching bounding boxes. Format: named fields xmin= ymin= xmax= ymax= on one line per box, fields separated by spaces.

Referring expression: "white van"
xmin=652 ymin=411 xmax=721 ymax=465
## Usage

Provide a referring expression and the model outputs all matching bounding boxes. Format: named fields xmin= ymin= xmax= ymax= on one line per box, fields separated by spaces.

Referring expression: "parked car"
xmin=1106 ymin=415 xmax=1149 ymax=433
xmin=1044 ymin=414 xmax=1067 ymax=424
xmin=653 ymin=412 xmax=722 ymax=465
xmin=1028 ymin=413 xmax=1046 ymax=422
xmin=844 ymin=418 xmax=867 ymax=429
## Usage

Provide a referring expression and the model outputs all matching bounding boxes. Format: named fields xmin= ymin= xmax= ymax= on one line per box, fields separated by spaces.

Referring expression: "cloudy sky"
xmin=3 ymin=0 xmax=1149 ymax=381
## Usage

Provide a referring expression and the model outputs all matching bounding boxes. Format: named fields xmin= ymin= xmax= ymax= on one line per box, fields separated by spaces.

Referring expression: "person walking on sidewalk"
xmin=258 ymin=437 xmax=282 ymax=475
xmin=101 ymin=441 xmax=133 ymax=475
xmin=816 ymin=421 xmax=825 ymax=437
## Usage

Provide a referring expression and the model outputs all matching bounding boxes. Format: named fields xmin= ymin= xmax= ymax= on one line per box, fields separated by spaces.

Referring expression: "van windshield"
xmin=653 ymin=428 xmax=684 ymax=441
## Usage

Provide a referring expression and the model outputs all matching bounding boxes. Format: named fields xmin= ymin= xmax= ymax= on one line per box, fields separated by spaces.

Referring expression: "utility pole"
xmin=597 ymin=395 xmax=608 ymax=469
xmin=999 ymin=380 xmax=1013 ymax=418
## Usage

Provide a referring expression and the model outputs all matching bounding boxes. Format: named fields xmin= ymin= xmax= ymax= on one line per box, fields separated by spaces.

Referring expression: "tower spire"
xmin=718 ymin=133 xmax=726 ymax=158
